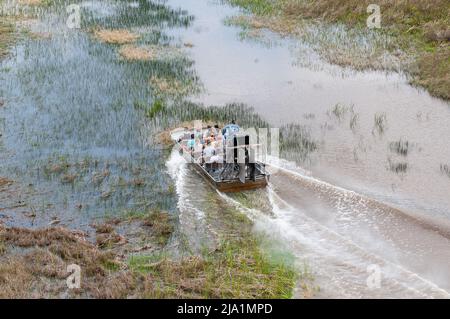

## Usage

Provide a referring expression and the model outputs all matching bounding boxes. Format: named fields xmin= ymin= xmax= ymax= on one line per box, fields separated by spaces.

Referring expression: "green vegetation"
xmin=141 ymin=210 xmax=174 ymax=245
xmin=0 ymin=204 xmax=299 ymax=298
xmin=129 ymin=206 xmax=298 ymax=298
xmin=146 ymin=100 xmax=165 ymax=119
xmin=227 ymin=0 xmax=450 ymax=100
xmin=228 ymin=0 xmax=275 ymax=15
xmin=0 ymin=19 xmax=14 ymax=60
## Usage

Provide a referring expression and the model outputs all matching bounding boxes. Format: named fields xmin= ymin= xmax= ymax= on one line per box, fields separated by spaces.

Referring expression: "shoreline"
xmin=226 ymin=0 xmax=449 ymax=100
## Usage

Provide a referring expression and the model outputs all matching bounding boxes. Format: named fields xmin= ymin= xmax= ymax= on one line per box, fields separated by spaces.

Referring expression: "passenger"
xmin=203 ymin=140 xmax=215 ymax=161
xmin=203 ymin=125 xmax=212 ymax=140
xmin=178 ymin=127 xmax=190 ymax=143
xmin=186 ymin=133 xmax=195 ymax=151
xmin=222 ymin=120 xmax=239 ymax=140
xmin=210 ymin=150 xmax=223 ymax=164
xmin=210 ymin=130 xmax=221 ymax=151
xmin=207 ymin=124 xmax=219 ymax=138
xmin=195 ymin=128 xmax=203 ymax=144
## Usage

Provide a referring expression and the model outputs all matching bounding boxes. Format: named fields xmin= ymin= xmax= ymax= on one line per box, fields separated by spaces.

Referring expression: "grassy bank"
xmin=0 ymin=206 xmax=299 ymax=298
xmin=227 ymin=0 xmax=450 ymax=100
xmin=0 ymin=19 xmax=15 ymax=59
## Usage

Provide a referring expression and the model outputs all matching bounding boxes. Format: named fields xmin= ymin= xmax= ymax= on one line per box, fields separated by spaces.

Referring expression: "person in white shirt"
xmin=203 ymin=140 xmax=215 ymax=162
xmin=209 ymin=150 xmax=223 ymax=164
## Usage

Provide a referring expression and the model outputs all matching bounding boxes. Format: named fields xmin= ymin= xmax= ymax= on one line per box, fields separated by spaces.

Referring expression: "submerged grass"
xmin=373 ymin=112 xmax=388 ymax=136
xmin=94 ymin=29 xmax=140 ymax=45
xmin=0 ymin=18 xmax=15 ymax=59
xmin=118 ymin=45 xmax=155 ymax=61
xmin=226 ymin=0 xmax=450 ymax=100
xmin=389 ymin=139 xmax=410 ymax=156
xmin=440 ymin=164 xmax=450 ymax=178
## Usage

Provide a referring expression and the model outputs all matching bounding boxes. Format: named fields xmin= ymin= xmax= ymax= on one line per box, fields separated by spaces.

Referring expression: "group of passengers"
xmin=181 ymin=124 xmax=225 ymax=168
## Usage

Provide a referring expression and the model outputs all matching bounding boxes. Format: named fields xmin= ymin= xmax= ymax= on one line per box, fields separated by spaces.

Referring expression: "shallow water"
xmin=164 ymin=0 xmax=450 ymax=297
xmin=1 ymin=0 xmax=450 ymax=298
xmin=166 ymin=0 xmax=450 ymax=221
xmin=0 ymin=0 xmax=190 ymax=229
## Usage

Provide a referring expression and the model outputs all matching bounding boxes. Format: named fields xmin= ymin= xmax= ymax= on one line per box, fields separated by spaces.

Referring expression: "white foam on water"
xmin=216 ymin=163 xmax=450 ymax=298
xmin=166 ymin=149 xmax=216 ymax=251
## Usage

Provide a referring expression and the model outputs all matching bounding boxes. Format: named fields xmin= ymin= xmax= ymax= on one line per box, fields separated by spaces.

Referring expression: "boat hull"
xmin=190 ymin=163 xmax=268 ymax=193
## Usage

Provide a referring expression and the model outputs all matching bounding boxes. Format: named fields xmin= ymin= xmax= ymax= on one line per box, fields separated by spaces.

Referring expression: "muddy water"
xmin=164 ymin=0 xmax=450 ymax=297
xmin=167 ymin=0 xmax=450 ymax=219
xmin=1 ymin=0 xmax=450 ymax=298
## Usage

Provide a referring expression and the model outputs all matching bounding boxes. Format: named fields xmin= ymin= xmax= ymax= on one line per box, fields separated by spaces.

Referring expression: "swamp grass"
xmin=0 ymin=205 xmax=298 ymax=298
xmin=226 ymin=0 xmax=450 ymax=100
xmin=0 ymin=18 xmax=14 ymax=59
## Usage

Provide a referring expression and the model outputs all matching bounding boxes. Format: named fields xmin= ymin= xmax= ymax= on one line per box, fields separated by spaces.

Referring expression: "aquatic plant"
xmin=118 ymin=45 xmax=155 ymax=61
xmin=94 ymin=29 xmax=140 ymax=45
xmin=141 ymin=210 xmax=174 ymax=246
xmin=389 ymin=139 xmax=410 ymax=156
xmin=440 ymin=164 xmax=450 ymax=178
xmin=388 ymin=158 xmax=408 ymax=174
xmin=146 ymin=100 xmax=165 ymax=119
xmin=0 ymin=18 xmax=14 ymax=59
xmin=149 ymin=75 xmax=201 ymax=100
xmin=118 ymin=44 xmax=185 ymax=62
xmin=349 ymin=113 xmax=359 ymax=131
xmin=280 ymin=123 xmax=317 ymax=161
xmin=329 ymin=103 xmax=350 ymax=121
xmin=373 ymin=112 xmax=387 ymax=135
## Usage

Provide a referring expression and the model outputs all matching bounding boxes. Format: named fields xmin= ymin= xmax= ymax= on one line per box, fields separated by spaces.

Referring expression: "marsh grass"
xmin=228 ymin=0 xmax=275 ymax=15
xmin=388 ymin=158 xmax=408 ymax=174
xmin=349 ymin=113 xmax=359 ymax=131
xmin=389 ymin=139 xmax=410 ymax=156
xmin=280 ymin=123 xmax=317 ymax=161
xmin=146 ymin=100 xmax=165 ymax=119
xmin=0 ymin=19 xmax=15 ymax=59
xmin=373 ymin=113 xmax=387 ymax=136
xmin=17 ymin=0 xmax=45 ymax=5
xmin=0 ymin=177 xmax=13 ymax=187
xmin=118 ymin=45 xmax=155 ymax=61
xmin=226 ymin=0 xmax=450 ymax=100
xmin=94 ymin=29 xmax=140 ymax=45
xmin=118 ymin=44 xmax=185 ymax=62
xmin=149 ymin=75 xmax=201 ymax=100
xmin=413 ymin=46 xmax=450 ymax=99
xmin=440 ymin=164 xmax=450 ymax=178
xmin=328 ymin=103 xmax=354 ymax=121
xmin=0 ymin=206 xmax=298 ymax=298
xmin=141 ymin=210 xmax=174 ymax=246
xmin=128 ymin=230 xmax=297 ymax=299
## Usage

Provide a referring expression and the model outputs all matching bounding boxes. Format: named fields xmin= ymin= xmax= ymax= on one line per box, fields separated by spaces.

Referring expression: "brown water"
xmin=166 ymin=0 xmax=450 ymax=298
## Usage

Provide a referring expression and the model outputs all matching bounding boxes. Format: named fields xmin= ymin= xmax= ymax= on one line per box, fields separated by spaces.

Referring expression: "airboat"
xmin=171 ymin=123 xmax=269 ymax=192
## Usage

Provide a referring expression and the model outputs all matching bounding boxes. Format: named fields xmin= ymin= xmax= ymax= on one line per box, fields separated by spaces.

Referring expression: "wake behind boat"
xmin=171 ymin=122 xmax=269 ymax=192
